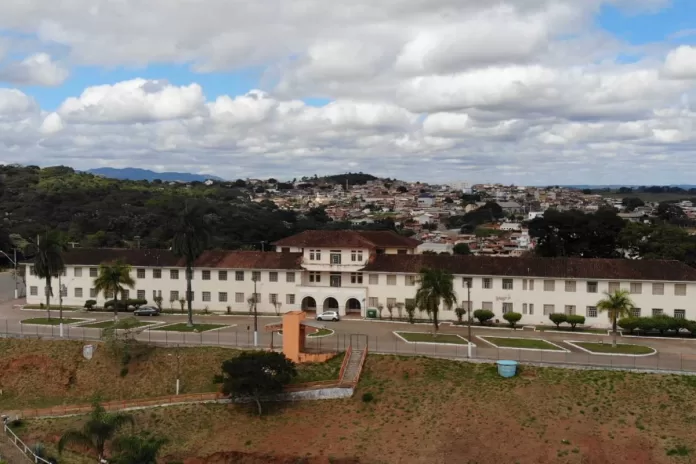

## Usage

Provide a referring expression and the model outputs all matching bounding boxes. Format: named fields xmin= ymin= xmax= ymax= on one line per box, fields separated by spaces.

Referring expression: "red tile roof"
xmin=363 ymin=254 xmax=696 ymax=282
xmin=272 ymin=230 xmax=420 ymax=249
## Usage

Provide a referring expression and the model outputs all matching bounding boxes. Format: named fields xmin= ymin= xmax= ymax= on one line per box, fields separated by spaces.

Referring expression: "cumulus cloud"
xmin=663 ymin=46 xmax=696 ymax=80
xmin=0 ymin=53 xmax=69 ymax=86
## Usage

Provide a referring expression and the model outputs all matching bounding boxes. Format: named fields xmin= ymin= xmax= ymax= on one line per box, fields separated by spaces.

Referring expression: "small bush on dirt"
xmin=362 ymin=392 xmax=374 ymax=403
xmin=119 ymin=367 xmax=129 ymax=377
xmin=455 ymin=307 xmax=466 ymax=324
xmin=474 ymin=309 xmax=494 ymax=325
xmin=84 ymin=299 xmax=97 ymax=310
xmin=213 ymin=374 xmax=224 ymax=384
xmin=405 ymin=302 xmax=417 ymax=324
xmin=503 ymin=312 xmax=522 ymax=329
xmin=666 ymin=445 xmax=691 ymax=456
xmin=549 ymin=313 xmax=567 ymax=328
xmin=566 ymin=315 xmax=586 ymax=330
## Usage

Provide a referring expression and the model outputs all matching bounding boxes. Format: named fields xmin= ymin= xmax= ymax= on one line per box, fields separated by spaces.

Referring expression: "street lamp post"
xmin=467 ymin=281 xmax=473 ymax=358
xmin=252 ymin=275 xmax=259 ymax=347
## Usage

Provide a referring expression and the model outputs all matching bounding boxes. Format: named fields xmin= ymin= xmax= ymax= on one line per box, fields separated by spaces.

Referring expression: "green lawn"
xmin=20 ymin=318 xmax=85 ymax=325
xmin=535 ymin=325 xmax=608 ymax=334
xmin=22 ymin=305 xmax=80 ymax=311
xmin=396 ymin=332 xmax=469 ymax=345
xmin=573 ymin=342 xmax=655 ymax=355
xmin=308 ymin=328 xmax=334 ymax=338
xmin=80 ymin=320 xmax=155 ymax=329
xmin=483 ymin=337 xmax=564 ymax=351
xmin=292 ymin=353 xmax=345 ymax=384
xmin=151 ymin=323 xmax=228 ymax=332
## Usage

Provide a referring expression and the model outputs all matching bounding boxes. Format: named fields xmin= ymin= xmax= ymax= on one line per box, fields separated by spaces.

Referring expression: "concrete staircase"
xmin=340 ymin=348 xmax=366 ymax=384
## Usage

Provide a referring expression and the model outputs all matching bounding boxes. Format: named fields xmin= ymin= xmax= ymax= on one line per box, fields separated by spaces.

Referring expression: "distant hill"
xmin=87 ymin=167 xmax=224 ymax=182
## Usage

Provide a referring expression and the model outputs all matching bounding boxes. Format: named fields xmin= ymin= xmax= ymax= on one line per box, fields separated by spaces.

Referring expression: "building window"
xmin=462 ymin=277 xmax=472 ymax=288
xmin=235 ymin=271 xmax=244 ymax=281
xmin=565 ymin=305 xmax=576 ymax=315
xmin=170 ymin=291 xmax=179 ymax=302
xmin=330 ymin=251 xmax=342 ymax=264
xmin=405 ymin=298 xmax=415 ymax=307
xmin=483 ymin=278 xmax=492 ymax=289
xmin=608 ymin=281 xmax=620 ymax=293
xmin=286 ymin=294 xmax=295 ymax=305
xmin=121 ymin=289 xmax=129 ymax=299
xmin=586 ymin=306 xmax=597 ymax=318
xmin=652 ymin=283 xmax=664 ymax=295
xmin=219 ymin=292 xmax=228 ymax=302
xmin=522 ymin=279 xmax=527 ymax=290
xmin=368 ymin=297 xmax=379 ymax=307
xmin=587 ymin=281 xmax=598 ymax=293
xmin=30 ymin=286 xmax=38 ymax=296
xmin=675 ymin=284 xmax=687 ymax=296
xmin=268 ymin=272 xmax=277 ymax=282
xmin=90 ymin=288 xmax=97 ymax=298
xmin=461 ymin=301 xmax=471 ymax=311
xmin=351 ymin=273 xmax=363 ymax=284
xmin=522 ymin=303 xmax=528 ymax=314
xmin=309 ymin=249 xmax=321 ymax=261
xmin=29 ymin=266 xmax=35 ymax=276
xmin=482 ymin=301 xmax=493 ymax=310
xmin=351 ymin=250 xmax=363 ymax=262
xmin=90 ymin=267 xmax=98 ymax=278
xmin=218 ymin=270 xmax=227 ymax=281
xmin=631 ymin=307 xmax=641 ymax=317
xmin=74 ymin=267 xmax=82 ymax=277
xmin=630 ymin=282 xmax=642 ymax=294
xmin=565 ymin=281 xmax=576 ymax=292
xmin=251 ymin=271 xmax=261 ymax=281
xmin=529 ymin=303 xmax=534 ymax=315
xmin=674 ymin=309 xmax=686 ymax=319
xmin=105 ymin=290 xmax=114 ymax=299
xmin=652 ymin=308 xmax=663 ymax=317
xmin=502 ymin=302 xmax=513 ymax=314
xmin=152 ymin=290 xmax=161 ymax=299
xmin=137 ymin=268 xmax=146 ymax=279
xmin=309 ymin=272 xmax=321 ymax=283
xmin=543 ymin=304 xmax=555 ymax=315
xmin=286 ymin=272 xmax=295 ymax=283
xmin=387 ymin=297 xmax=397 ymax=307
xmin=235 ymin=293 xmax=244 ymax=303
xmin=270 ymin=293 xmax=278 ymax=304
xmin=202 ymin=291 xmax=211 ymax=302
xmin=387 ymin=275 xmax=397 ymax=286
xmin=72 ymin=287 xmax=82 ymax=298
xmin=369 ymin=274 xmax=379 ymax=285
xmin=406 ymin=275 xmax=417 ymax=286
xmin=252 ymin=293 xmax=261 ymax=304
xmin=543 ymin=280 xmax=555 ymax=292
xmin=202 ymin=270 xmax=211 ymax=280
xmin=153 ymin=269 xmax=161 ymax=279
xmin=529 ymin=279 xmax=535 ymax=291
xmin=502 ymin=279 xmax=513 ymax=290
xmin=330 ymin=273 xmax=341 ymax=287
xmin=170 ymin=270 xmax=179 ymax=280
xmin=137 ymin=290 xmax=145 ymax=300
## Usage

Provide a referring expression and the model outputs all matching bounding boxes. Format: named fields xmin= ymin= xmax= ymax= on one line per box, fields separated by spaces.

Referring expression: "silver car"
xmin=133 ymin=306 xmax=160 ymax=316
xmin=316 ymin=311 xmax=340 ymax=321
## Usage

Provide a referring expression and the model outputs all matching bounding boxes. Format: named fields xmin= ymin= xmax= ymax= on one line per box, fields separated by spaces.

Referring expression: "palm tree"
xmin=31 ymin=230 xmax=66 ymax=321
xmin=93 ymin=260 xmax=135 ymax=320
xmin=110 ymin=435 xmax=168 ymax=464
xmin=172 ymin=204 xmax=211 ymax=327
xmin=58 ymin=402 xmax=134 ymax=462
xmin=597 ymin=289 xmax=635 ymax=347
xmin=414 ymin=268 xmax=457 ymax=333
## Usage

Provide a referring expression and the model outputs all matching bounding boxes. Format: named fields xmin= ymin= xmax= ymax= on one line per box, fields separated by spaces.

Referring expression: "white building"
xmin=24 ymin=230 xmax=696 ymax=328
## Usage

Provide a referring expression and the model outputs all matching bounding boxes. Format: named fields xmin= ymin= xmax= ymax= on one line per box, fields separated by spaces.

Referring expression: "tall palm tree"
xmin=93 ymin=260 xmax=135 ymax=320
xmin=31 ymin=230 xmax=66 ymax=321
xmin=414 ymin=268 xmax=457 ymax=333
xmin=110 ymin=435 xmax=168 ymax=464
xmin=58 ymin=402 xmax=134 ymax=462
xmin=172 ymin=204 xmax=211 ymax=327
xmin=597 ymin=289 xmax=635 ymax=347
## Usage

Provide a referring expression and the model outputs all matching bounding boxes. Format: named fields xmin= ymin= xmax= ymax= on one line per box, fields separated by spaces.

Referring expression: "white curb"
xmin=477 ymin=335 xmax=570 ymax=352
xmin=393 ymin=331 xmax=476 ymax=347
xmin=564 ymin=340 xmax=657 ymax=357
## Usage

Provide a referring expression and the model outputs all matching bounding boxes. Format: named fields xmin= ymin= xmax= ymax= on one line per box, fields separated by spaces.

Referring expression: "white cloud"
xmin=663 ymin=46 xmax=696 ymax=80
xmin=0 ymin=53 xmax=68 ymax=86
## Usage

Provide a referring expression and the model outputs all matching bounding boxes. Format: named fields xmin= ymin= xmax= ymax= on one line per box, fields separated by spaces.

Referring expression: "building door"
xmin=346 ymin=298 xmax=361 ymax=314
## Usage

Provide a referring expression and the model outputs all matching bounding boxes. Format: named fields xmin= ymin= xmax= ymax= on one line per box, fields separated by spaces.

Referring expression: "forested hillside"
xmin=0 ymin=165 xmax=391 ymax=253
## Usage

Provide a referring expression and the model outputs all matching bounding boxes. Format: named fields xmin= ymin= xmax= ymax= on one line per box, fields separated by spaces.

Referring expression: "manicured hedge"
xmin=618 ymin=315 xmax=696 ymax=336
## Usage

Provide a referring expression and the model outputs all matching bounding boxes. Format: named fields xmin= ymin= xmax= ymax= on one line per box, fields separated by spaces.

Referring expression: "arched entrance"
xmin=301 ymin=296 xmax=317 ymax=313
xmin=346 ymin=298 xmax=361 ymax=314
xmin=323 ymin=297 xmax=339 ymax=311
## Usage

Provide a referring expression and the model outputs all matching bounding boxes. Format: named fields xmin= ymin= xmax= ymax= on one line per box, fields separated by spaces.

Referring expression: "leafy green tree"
xmin=110 ymin=434 xmax=168 ymax=464
xmin=415 ymin=268 xmax=457 ymax=332
xmin=596 ymin=289 xmax=635 ymax=347
xmin=31 ymin=230 xmax=66 ymax=320
xmin=172 ymin=204 xmax=211 ymax=327
xmin=503 ymin=312 xmax=522 ymax=329
xmin=453 ymin=243 xmax=471 ymax=255
xmin=549 ymin=313 xmax=567 ymax=328
xmin=58 ymin=402 xmax=134 ymax=462
xmin=404 ymin=301 xmax=417 ymax=324
xmin=221 ymin=352 xmax=297 ymax=415
xmin=621 ymin=197 xmax=645 ymax=212
xmin=473 ymin=309 xmax=494 ymax=325
xmin=566 ymin=314 xmax=586 ymax=330
xmin=93 ymin=260 xmax=135 ymax=320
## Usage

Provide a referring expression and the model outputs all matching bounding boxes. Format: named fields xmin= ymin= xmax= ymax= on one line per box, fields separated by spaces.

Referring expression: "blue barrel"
xmin=497 ymin=360 xmax=518 ymax=378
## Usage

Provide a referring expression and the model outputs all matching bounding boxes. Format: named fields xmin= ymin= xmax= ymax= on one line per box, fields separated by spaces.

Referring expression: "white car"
xmin=316 ymin=311 xmax=340 ymax=322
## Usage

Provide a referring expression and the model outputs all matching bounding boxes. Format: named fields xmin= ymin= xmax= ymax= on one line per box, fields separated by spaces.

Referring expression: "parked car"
xmin=316 ymin=311 xmax=340 ymax=322
xmin=133 ymin=306 xmax=160 ymax=316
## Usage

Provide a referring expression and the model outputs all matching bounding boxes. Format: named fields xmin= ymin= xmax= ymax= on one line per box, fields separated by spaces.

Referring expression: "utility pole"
xmin=253 ymin=275 xmax=259 ymax=347
xmin=467 ymin=280 xmax=473 ymax=359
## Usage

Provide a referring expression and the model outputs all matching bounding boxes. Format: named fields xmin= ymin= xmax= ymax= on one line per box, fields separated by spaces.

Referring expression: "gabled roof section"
xmin=362 ymin=254 xmax=696 ymax=282
xmin=193 ymin=250 xmax=303 ymax=269
xmin=272 ymin=230 xmax=420 ymax=249
xmin=59 ymin=249 xmax=180 ymax=267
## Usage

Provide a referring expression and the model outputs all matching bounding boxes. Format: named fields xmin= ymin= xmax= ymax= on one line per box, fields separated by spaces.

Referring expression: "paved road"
xmin=3 ymin=299 xmax=696 ymax=372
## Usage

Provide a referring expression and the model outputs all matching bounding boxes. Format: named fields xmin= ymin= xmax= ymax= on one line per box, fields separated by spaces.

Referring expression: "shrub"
xmin=405 ymin=302 xmax=417 ymax=324
xmin=473 ymin=309 xmax=494 ymax=325
xmin=549 ymin=313 xmax=567 ymax=328
xmin=84 ymin=299 xmax=97 ymax=310
xmin=503 ymin=312 xmax=522 ymax=329
xmin=618 ymin=317 xmax=640 ymax=334
xmin=362 ymin=392 xmax=374 ymax=403
xmin=652 ymin=315 xmax=675 ymax=335
xmin=226 ymin=305 xmax=232 ymax=315
xmin=636 ymin=316 xmax=655 ymax=333
xmin=455 ymin=307 xmax=466 ymax=324
xmin=104 ymin=298 xmax=148 ymax=311
xmin=566 ymin=314 xmax=586 ymax=330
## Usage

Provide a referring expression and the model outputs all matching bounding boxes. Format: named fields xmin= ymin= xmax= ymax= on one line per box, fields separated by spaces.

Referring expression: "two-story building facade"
xmin=23 ymin=230 xmax=696 ymax=327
